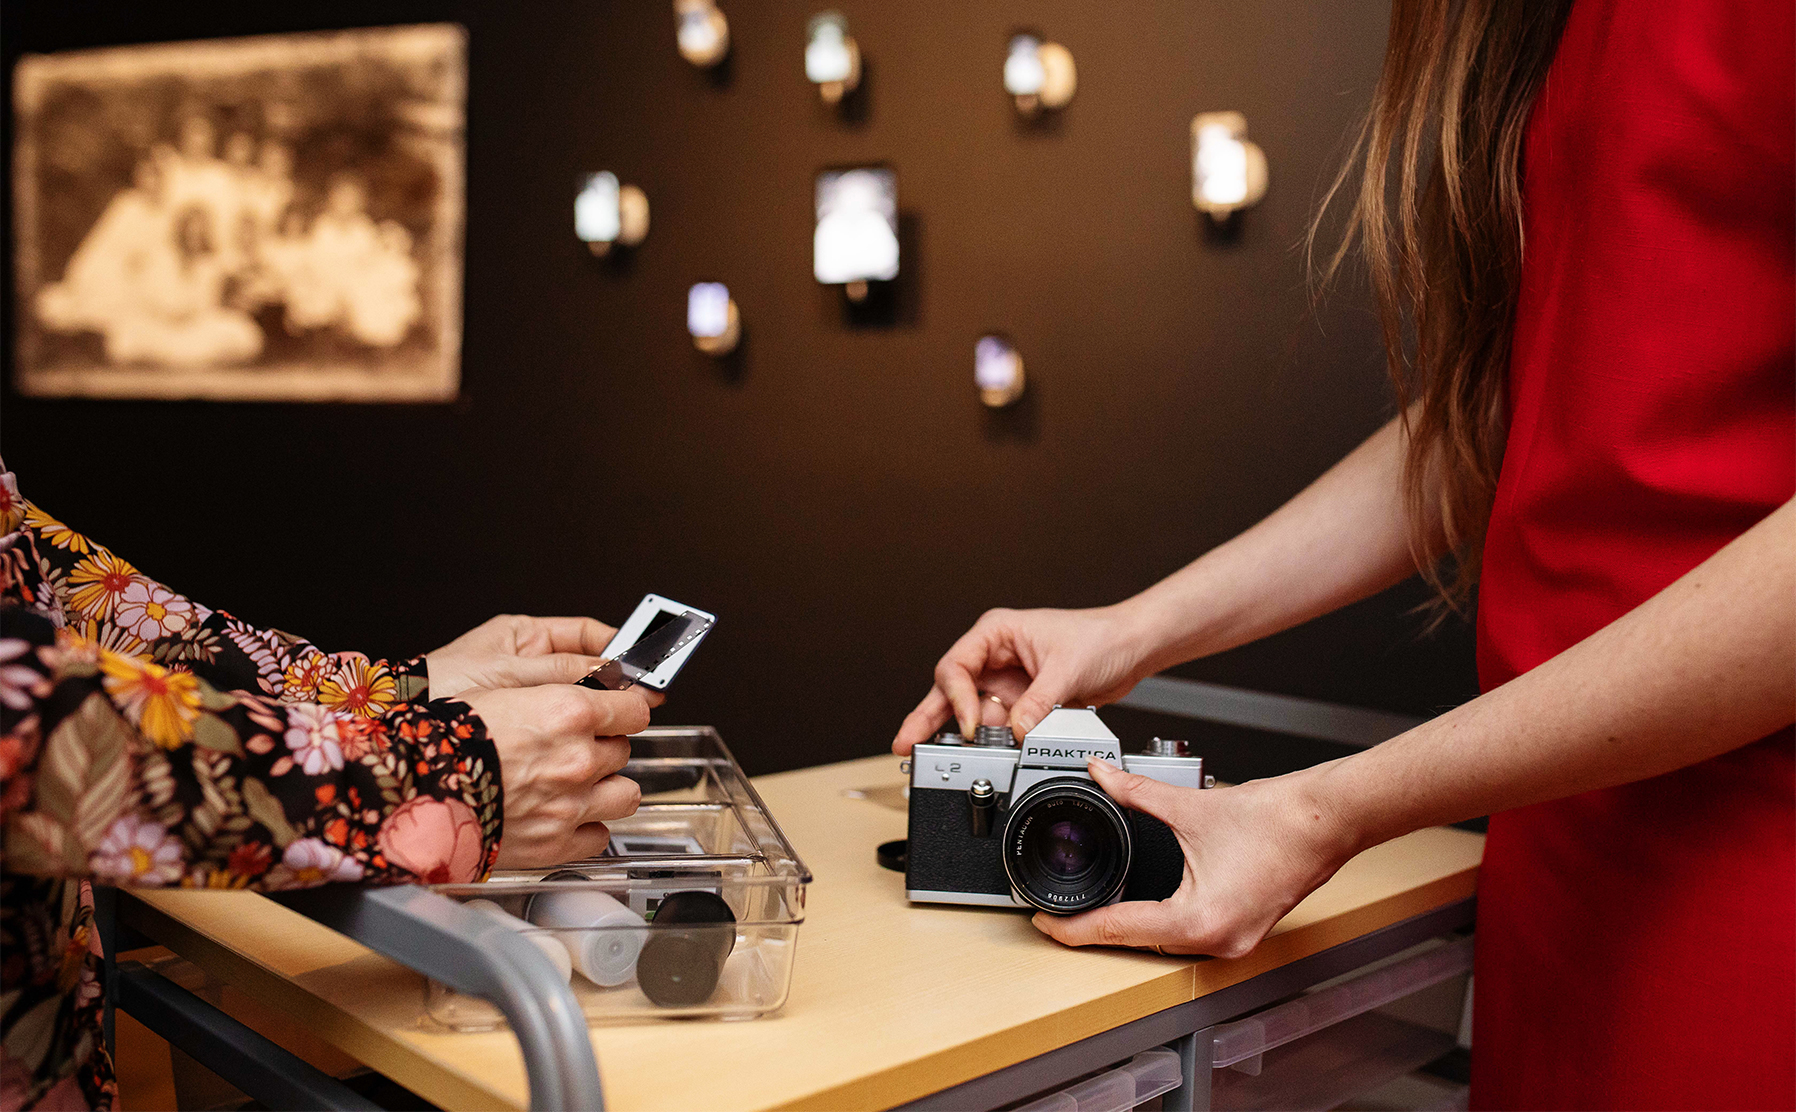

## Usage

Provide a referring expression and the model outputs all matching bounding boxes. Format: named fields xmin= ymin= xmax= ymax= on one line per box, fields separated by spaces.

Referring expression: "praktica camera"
xmin=905 ymin=706 xmax=1213 ymax=914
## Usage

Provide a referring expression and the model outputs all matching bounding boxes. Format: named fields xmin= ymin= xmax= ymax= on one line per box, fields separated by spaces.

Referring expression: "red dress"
xmin=1471 ymin=0 xmax=1796 ymax=1108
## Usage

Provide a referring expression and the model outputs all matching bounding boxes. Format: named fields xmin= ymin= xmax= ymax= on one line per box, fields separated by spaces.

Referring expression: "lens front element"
xmin=1001 ymin=779 xmax=1132 ymax=914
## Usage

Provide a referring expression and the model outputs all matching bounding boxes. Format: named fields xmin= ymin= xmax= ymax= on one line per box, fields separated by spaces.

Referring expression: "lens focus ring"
xmin=1000 ymin=778 xmax=1132 ymax=915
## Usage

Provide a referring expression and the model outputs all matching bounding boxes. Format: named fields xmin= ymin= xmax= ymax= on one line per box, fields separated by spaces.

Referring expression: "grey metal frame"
xmin=114 ymin=958 xmax=382 ymax=1111
xmin=112 ymin=883 xmax=605 ymax=1112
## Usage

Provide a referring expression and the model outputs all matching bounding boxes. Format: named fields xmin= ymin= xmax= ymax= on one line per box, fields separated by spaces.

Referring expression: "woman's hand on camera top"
xmin=456 ymin=684 xmax=652 ymax=870
xmin=426 ymin=614 xmax=664 ymax=707
xmin=1033 ymin=758 xmax=1357 ymax=957
xmin=893 ymin=605 xmax=1155 ymax=755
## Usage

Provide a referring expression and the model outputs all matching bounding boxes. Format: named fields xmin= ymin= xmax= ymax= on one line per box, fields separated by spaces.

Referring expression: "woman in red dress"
xmin=895 ymin=0 xmax=1794 ymax=1105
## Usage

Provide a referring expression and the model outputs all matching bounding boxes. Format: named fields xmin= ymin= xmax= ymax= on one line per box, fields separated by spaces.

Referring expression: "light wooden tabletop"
xmin=125 ymin=752 xmax=1483 ymax=1111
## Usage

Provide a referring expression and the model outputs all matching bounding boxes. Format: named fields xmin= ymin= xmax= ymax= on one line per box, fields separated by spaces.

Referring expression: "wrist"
xmin=1283 ymin=759 xmax=1372 ymax=871
xmin=1105 ymin=594 xmax=1184 ymax=679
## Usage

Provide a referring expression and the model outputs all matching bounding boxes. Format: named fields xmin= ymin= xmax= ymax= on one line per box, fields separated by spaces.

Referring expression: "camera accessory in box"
xmin=905 ymin=706 xmax=1213 ymax=914
xmin=423 ymin=727 xmax=809 ymax=1027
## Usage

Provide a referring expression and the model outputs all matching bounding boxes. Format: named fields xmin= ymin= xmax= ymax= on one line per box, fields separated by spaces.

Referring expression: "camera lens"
xmin=1000 ymin=780 xmax=1131 ymax=914
xmin=1038 ymin=818 xmax=1096 ymax=878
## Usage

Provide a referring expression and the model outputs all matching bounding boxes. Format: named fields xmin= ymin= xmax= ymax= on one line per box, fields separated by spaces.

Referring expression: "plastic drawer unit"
xmin=1203 ymin=935 xmax=1473 ymax=1111
xmin=1016 ymin=1050 xmax=1186 ymax=1112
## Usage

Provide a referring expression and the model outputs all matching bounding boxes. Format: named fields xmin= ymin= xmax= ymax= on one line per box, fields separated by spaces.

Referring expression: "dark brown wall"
xmin=1 ymin=1 xmax=1478 ymax=777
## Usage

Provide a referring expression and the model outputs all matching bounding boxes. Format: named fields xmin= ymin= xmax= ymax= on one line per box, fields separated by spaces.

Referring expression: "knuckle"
xmin=592 ymin=738 xmax=631 ymax=775
xmin=546 ymin=689 xmax=591 ymax=733
xmin=614 ymin=696 xmax=651 ymax=734
xmin=570 ymin=747 xmax=605 ymax=783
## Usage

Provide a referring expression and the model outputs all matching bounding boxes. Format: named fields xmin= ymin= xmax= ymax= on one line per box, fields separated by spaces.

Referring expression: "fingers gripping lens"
xmin=1001 ymin=780 xmax=1132 ymax=914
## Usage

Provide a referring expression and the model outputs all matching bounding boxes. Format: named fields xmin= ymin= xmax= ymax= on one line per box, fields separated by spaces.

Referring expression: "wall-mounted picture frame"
xmin=11 ymin=24 xmax=466 ymax=402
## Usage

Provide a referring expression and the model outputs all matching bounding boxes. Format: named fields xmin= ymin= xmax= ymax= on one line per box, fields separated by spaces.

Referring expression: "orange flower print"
xmin=65 ymin=617 xmax=149 ymax=661
xmin=338 ymin=717 xmax=389 ymax=761
xmin=23 ymin=502 xmax=89 ymax=553
xmin=99 ymin=650 xmax=201 ymax=748
xmin=317 ymin=656 xmax=397 ymax=720
xmin=66 ymin=550 xmax=139 ymax=619
xmin=281 ymin=652 xmax=335 ymax=702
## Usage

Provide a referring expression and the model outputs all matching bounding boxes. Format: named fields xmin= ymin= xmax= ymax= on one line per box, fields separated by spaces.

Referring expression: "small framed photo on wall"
xmin=11 ymin=24 xmax=466 ymax=402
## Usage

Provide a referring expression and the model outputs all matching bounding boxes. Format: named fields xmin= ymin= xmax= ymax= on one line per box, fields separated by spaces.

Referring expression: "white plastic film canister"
xmin=525 ymin=883 xmax=648 ymax=986
xmin=463 ymin=899 xmax=574 ymax=983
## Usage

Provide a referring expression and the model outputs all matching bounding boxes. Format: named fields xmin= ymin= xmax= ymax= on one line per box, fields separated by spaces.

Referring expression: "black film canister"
xmin=638 ymin=890 xmax=737 ymax=1007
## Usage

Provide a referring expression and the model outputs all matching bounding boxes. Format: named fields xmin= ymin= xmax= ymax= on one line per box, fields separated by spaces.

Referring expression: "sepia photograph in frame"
xmin=11 ymin=24 xmax=465 ymax=402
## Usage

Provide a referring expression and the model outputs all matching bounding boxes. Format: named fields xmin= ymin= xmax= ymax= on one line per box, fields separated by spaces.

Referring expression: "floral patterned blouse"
xmin=0 ymin=464 xmax=504 ymax=1111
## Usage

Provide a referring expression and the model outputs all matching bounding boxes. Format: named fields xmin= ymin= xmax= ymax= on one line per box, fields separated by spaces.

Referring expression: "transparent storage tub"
xmin=424 ymin=727 xmax=811 ymax=1028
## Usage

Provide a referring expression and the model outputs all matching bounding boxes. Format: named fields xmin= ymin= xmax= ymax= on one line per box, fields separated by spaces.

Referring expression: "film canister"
xmin=637 ymin=890 xmax=737 ymax=1007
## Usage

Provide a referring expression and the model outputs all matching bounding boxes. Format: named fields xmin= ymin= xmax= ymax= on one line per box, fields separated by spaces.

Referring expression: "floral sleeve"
xmin=1 ymin=468 xmax=508 ymax=1112
xmin=0 ymin=477 xmax=504 ymax=891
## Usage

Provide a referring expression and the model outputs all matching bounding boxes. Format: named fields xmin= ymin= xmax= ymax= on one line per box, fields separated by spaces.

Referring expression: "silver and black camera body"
xmin=905 ymin=707 xmax=1213 ymax=915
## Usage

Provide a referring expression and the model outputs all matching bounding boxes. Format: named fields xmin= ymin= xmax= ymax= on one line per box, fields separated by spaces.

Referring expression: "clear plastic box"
xmin=424 ymin=727 xmax=811 ymax=1028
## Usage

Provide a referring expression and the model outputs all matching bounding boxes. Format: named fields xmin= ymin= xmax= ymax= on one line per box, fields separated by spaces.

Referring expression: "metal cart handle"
xmin=279 ymin=884 xmax=605 ymax=1112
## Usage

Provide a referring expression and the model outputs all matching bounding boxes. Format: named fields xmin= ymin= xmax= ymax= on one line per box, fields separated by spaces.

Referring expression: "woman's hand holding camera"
xmin=1032 ymin=758 xmax=1358 ymax=957
xmin=893 ymin=604 xmax=1158 ymax=754
xmin=458 ymin=683 xmax=651 ymax=870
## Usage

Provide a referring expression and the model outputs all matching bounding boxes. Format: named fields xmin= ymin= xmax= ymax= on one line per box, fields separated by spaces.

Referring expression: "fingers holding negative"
xmin=534 ymin=615 xmax=620 ymax=656
xmin=510 ymin=652 xmax=609 ymax=687
xmin=585 ymin=774 xmax=641 ymax=824
xmin=560 ymin=685 xmax=653 ymax=737
xmin=1032 ymin=901 xmax=1182 ymax=950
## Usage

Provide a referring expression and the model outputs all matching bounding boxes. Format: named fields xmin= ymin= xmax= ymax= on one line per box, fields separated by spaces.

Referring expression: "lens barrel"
xmin=1000 ymin=778 xmax=1132 ymax=914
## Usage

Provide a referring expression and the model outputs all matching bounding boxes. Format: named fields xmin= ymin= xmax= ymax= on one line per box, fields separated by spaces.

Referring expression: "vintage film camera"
xmin=906 ymin=707 xmax=1213 ymax=914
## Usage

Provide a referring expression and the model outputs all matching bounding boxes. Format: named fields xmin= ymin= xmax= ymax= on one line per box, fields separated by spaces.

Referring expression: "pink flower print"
xmin=284 ymin=704 xmax=346 ymax=775
xmin=378 ymin=796 xmax=485 ymax=883
xmin=75 ymin=964 xmax=103 ymax=1006
xmin=113 ymin=578 xmax=197 ymax=642
xmin=0 ymin=638 xmax=43 ymax=711
xmin=267 ymin=837 xmax=365 ymax=888
xmin=91 ymin=814 xmax=185 ymax=886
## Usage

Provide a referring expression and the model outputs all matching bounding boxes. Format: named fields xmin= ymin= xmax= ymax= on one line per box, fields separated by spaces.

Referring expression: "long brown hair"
xmin=1314 ymin=0 xmax=1574 ymax=613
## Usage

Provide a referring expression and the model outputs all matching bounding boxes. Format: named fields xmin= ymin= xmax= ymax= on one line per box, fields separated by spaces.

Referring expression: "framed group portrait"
xmin=11 ymin=24 xmax=466 ymax=402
